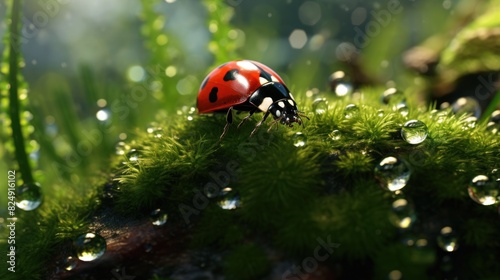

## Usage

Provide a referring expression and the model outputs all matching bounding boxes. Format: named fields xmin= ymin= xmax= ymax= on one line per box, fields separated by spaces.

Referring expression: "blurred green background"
xmin=0 ymin=0 xmax=490 ymax=217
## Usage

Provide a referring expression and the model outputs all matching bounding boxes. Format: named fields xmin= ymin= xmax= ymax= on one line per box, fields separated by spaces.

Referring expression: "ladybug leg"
xmin=237 ymin=109 xmax=257 ymax=129
xmin=219 ymin=106 xmax=234 ymax=140
xmin=250 ymin=111 xmax=271 ymax=137
xmin=266 ymin=116 xmax=283 ymax=132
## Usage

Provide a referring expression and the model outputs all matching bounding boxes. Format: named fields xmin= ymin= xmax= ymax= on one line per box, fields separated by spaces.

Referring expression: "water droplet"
xmin=374 ymin=157 xmax=411 ymax=191
xmin=463 ymin=116 xmax=477 ymax=129
xmin=377 ymin=109 xmax=384 ymax=117
xmin=434 ymin=111 xmax=449 ymax=123
xmin=305 ymin=88 xmax=320 ymax=98
xmin=437 ymin=226 xmax=459 ymax=252
xmin=344 ymin=104 xmax=359 ymax=119
xmin=176 ymin=106 xmax=196 ymax=121
xmin=74 ymin=233 xmax=106 ymax=262
xmin=16 ymin=182 xmax=42 ymax=211
xmin=491 ymin=110 xmax=500 ymax=122
xmin=401 ymin=120 xmax=428 ymax=144
xmin=330 ymin=129 xmax=341 ymax=140
xmin=389 ymin=197 xmax=416 ymax=229
xmin=63 ymin=256 xmax=77 ymax=271
xmin=486 ymin=110 xmax=500 ymax=134
xmin=451 ymin=97 xmax=481 ymax=118
xmin=395 ymin=103 xmax=409 ymax=117
xmin=312 ymin=98 xmax=328 ymax=114
xmin=292 ymin=132 xmax=307 ymax=147
xmin=329 ymin=71 xmax=353 ymax=97
xmin=115 ymin=141 xmax=129 ymax=155
xmin=147 ymin=125 xmax=163 ymax=138
xmin=127 ymin=149 xmax=140 ymax=161
xmin=217 ymin=188 xmax=241 ymax=210
xmin=486 ymin=121 xmax=500 ymax=134
xmin=382 ymin=88 xmax=404 ymax=104
xmin=468 ymin=174 xmax=499 ymax=206
xmin=150 ymin=208 xmax=168 ymax=226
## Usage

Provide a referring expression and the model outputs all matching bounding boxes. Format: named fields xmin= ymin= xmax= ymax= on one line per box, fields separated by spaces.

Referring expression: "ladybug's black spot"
xmin=223 ymin=69 xmax=239 ymax=81
xmin=209 ymin=87 xmax=218 ymax=103
xmin=201 ymin=76 xmax=209 ymax=90
xmin=254 ymin=64 xmax=273 ymax=82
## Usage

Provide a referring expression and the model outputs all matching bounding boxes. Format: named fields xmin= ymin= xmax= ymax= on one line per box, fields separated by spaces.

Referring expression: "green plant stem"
xmin=7 ymin=0 xmax=33 ymax=184
xmin=482 ymin=91 xmax=500 ymax=122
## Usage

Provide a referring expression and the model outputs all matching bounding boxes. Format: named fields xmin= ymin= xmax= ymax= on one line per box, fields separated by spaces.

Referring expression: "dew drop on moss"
xmin=115 ymin=141 xmax=129 ymax=155
xmin=437 ymin=226 xmax=459 ymax=252
xmin=150 ymin=208 xmax=168 ymax=226
xmin=486 ymin=121 xmax=500 ymax=134
xmin=74 ymin=233 xmax=106 ymax=262
xmin=177 ymin=106 xmax=197 ymax=121
xmin=381 ymin=88 xmax=404 ymax=105
xmin=395 ymin=103 xmax=409 ymax=117
xmin=292 ymin=132 xmax=307 ymax=147
xmin=451 ymin=97 xmax=481 ymax=118
xmin=63 ymin=256 xmax=77 ymax=271
xmin=147 ymin=125 xmax=163 ymax=138
xmin=343 ymin=104 xmax=359 ymax=119
xmin=312 ymin=98 xmax=328 ymax=114
xmin=127 ymin=149 xmax=140 ymax=161
xmin=374 ymin=156 xmax=411 ymax=192
xmin=16 ymin=182 xmax=42 ymax=211
xmin=329 ymin=71 xmax=353 ymax=97
xmin=468 ymin=174 xmax=499 ymax=206
xmin=217 ymin=188 xmax=241 ymax=210
xmin=389 ymin=196 xmax=416 ymax=229
xmin=401 ymin=120 xmax=428 ymax=144
xmin=486 ymin=110 xmax=500 ymax=134
xmin=462 ymin=116 xmax=477 ymax=129
xmin=330 ymin=129 xmax=341 ymax=141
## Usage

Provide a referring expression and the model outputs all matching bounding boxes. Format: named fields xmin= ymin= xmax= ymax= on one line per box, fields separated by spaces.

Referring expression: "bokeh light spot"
xmin=127 ymin=65 xmax=145 ymax=82
xmin=299 ymin=1 xmax=321 ymax=26
xmin=289 ymin=29 xmax=308 ymax=49
xmin=165 ymin=65 xmax=177 ymax=77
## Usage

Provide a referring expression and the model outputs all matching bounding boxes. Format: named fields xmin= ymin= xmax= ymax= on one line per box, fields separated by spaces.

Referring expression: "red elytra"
xmin=197 ymin=60 xmax=307 ymax=140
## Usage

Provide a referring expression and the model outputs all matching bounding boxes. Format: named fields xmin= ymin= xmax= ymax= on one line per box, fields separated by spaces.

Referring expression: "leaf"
xmin=439 ymin=8 xmax=500 ymax=76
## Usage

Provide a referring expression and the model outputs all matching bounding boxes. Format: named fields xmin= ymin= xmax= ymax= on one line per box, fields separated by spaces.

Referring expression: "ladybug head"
xmin=268 ymin=99 xmax=303 ymax=127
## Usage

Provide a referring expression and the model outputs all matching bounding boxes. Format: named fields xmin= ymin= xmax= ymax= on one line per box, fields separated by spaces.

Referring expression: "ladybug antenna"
xmin=298 ymin=111 xmax=310 ymax=120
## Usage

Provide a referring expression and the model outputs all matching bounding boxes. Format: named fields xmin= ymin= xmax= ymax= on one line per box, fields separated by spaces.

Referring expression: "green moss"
xmin=238 ymin=142 xmax=322 ymax=227
xmin=223 ymin=243 xmax=270 ymax=280
xmin=312 ymin=182 xmax=395 ymax=259
xmin=191 ymin=205 xmax=246 ymax=248
xmin=114 ymin=127 xmax=217 ymax=216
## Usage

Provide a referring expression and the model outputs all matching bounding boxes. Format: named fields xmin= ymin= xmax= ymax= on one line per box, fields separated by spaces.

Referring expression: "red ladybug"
xmin=197 ymin=60 xmax=307 ymax=139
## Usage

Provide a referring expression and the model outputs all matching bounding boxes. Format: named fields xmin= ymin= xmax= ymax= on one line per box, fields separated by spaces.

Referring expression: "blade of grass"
xmin=7 ymin=0 xmax=33 ymax=184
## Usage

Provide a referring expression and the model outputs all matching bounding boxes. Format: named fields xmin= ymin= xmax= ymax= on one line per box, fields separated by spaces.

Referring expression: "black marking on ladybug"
xmin=223 ymin=69 xmax=239 ymax=81
xmin=209 ymin=87 xmax=218 ymax=103
xmin=254 ymin=64 xmax=273 ymax=82
xmin=201 ymin=76 xmax=209 ymax=90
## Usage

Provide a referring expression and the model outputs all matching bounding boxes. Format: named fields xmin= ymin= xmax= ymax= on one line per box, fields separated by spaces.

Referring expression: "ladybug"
xmin=197 ymin=60 xmax=307 ymax=139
